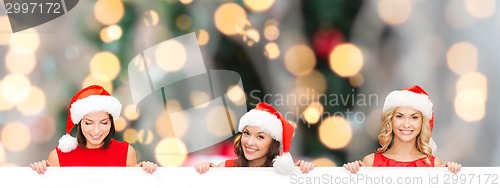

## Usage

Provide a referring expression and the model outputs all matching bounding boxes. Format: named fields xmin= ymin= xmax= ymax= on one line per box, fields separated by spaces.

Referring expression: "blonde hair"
xmin=376 ymin=107 xmax=433 ymax=164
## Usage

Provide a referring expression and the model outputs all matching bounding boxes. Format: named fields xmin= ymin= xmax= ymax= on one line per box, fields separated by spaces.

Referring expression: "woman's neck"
xmin=248 ymin=157 xmax=267 ymax=167
xmin=386 ymin=139 xmax=422 ymax=158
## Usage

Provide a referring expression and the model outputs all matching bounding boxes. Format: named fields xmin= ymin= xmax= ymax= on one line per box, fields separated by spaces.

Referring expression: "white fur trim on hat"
xmin=273 ymin=152 xmax=295 ymax=175
xmin=383 ymin=90 xmax=433 ymax=119
xmin=70 ymin=95 xmax=122 ymax=124
xmin=58 ymin=134 xmax=78 ymax=153
xmin=238 ymin=109 xmax=282 ymax=142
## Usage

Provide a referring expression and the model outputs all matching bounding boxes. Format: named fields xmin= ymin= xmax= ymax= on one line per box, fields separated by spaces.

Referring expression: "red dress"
xmin=224 ymin=159 xmax=237 ymax=167
xmin=373 ymin=153 xmax=435 ymax=167
xmin=56 ymin=139 xmax=129 ymax=166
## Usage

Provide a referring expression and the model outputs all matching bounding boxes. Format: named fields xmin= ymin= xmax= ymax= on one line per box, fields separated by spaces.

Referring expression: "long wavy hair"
xmin=376 ymin=107 xmax=433 ymax=164
xmin=233 ymin=133 xmax=281 ymax=167
xmin=77 ymin=114 xmax=115 ymax=149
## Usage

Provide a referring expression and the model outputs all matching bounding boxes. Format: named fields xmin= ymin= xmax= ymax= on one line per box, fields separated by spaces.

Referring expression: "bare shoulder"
xmin=362 ymin=153 xmax=375 ymax=167
xmin=217 ymin=161 xmax=225 ymax=167
xmin=48 ymin=149 xmax=60 ymax=166
xmin=434 ymin=156 xmax=442 ymax=167
xmin=126 ymin=145 xmax=137 ymax=166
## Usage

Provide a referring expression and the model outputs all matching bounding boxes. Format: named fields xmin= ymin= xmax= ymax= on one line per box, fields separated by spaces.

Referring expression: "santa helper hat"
xmin=382 ymin=85 xmax=437 ymax=154
xmin=238 ymin=102 xmax=295 ymax=175
xmin=58 ymin=85 xmax=122 ymax=153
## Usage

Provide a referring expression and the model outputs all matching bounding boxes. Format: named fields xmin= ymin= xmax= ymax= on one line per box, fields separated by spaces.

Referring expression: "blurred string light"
xmin=100 ymin=24 xmax=123 ymax=43
xmin=455 ymin=72 xmax=487 ymax=122
xmin=90 ymin=51 xmax=121 ymax=82
xmin=124 ymin=104 xmax=140 ymax=121
xmin=115 ymin=117 xmax=127 ymax=132
xmin=155 ymin=138 xmax=187 ymax=166
xmin=329 ymin=43 xmax=364 ymax=77
xmin=16 ymin=86 xmax=46 ymax=116
xmin=30 ymin=116 xmax=56 ymax=143
xmin=295 ymin=70 xmax=327 ymax=95
xmin=191 ymin=90 xmax=210 ymax=109
xmin=155 ymin=40 xmax=187 ymax=72
xmin=82 ymin=74 xmax=114 ymax=93
xmin=9 ymin=28 xmax=40 ymax=55
xmin=243 ymin=0 xmax=275 ymax=12
xmin=176 ymin=14 xmax=192 ymax=31
xmin=465 ymin=0 xmax=495 ymax=19
xmin=1 ymin=121 xmax=31 ymax=152
xmin=284 ymin=44 xmax=316 ymax=76
xmin=349 ymin=73 xmax=364 ymax=87
xmin=377 ymin=0 xmax=412 ymax=25
xmin=0 ymin=16 xmax=11 ymax=45
xmin=197 ymin=29 xmax=210 ymax=46
xmin=137 ymin=129 xmax=154 ymax=145
xmin=226 ymin=85 xmax=246 ymax=106
xmin=264 ymin=19 xmax=280 ymax=41
xmin=303 ymin=101 xmax=324 ymax=124
xmin=155 ymin=110 xmax=189 ymax=138
xmin=0 ymin=73 xmax=31 ymax=104
xmin=123 ymin=128 xmax=138 ymax=144
xmin=206 ymin=106 xmax=235 ymax=137
xmin=446 ymin=42 xmax=477 ymax=75
xmin=144 ymin=10 xmax=160 ymax=27
xmin=312 ymin=157 xmax=336 ymax=167
xmin=264 ymin=42 xmax=280 ymax=60
xmin=214 ymin=3 xmax=249 ymax=35
xmin=5 ymin=50 xmax=36 ymax=75
xmin=243 ymin=28 xmax=260 ymax=46
xmin=319 ymin=116 xmax=352 ymax=149
xmin=94 ymin=0 xmax=124 ymax=25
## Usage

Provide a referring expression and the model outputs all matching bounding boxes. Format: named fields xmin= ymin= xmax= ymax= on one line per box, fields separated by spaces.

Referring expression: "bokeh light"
xmin=243 ymin=28 xmax=260 ymax=46
xmin=446 ymin=42 xmax=478 ymax=75
xmin=455 ymin=96 xmax=485 ymax=122
xmin=329 ymin=43 xmax=364 ymax=77
xmin=1 ymin=121 xmax=31 ymax=152
xmin=243 ymin=0 xmax=275 ymax=12
xmin=155 ymin=40 xmax=187 ymax=72
xmin=214 ymin=3 xmax=248 ymax=35
xmin=377 ymin=0 xmax=412 ymax=25
xmin=106 ymin=24 xmax=123 ymax=41
xmin=264 ymin=20 xmax=280 ymax=41
xmin=0 ymin=84 xmax=14 ymax=111
xmin=115 ymin=117 xmax=127 ymax=132
xmin=284 ymin=44 xmax=316 ymax=76
xmin=312 ymin=157 xmax=337 ymax=167
xmin=465 ymin=0 xmax=495 ymax=19
xmin=90 ymin=51 xmax=121 ymax=82
xmin=0 ymin=16 xmax=11 ymax=45
xmin=155 ymin=138 xmax=188 ymax=166
xmin=144 ymin=10 xmax=160 ymax=27
xmin=303 ymin=101 xmax=324 ymax=124
xmin=319 ymin=116 xmax=353 ymax=149
xmin=349 ymin=73 xmax=364 ymax=87
xmin=156 ymin=111 xmax=189 ymax=138
xmin=295 ymin=70 xmax=327 ymax=94
xmin=206 ymin=106 xmax=235 ymax=137
xmin=197 ymin=29 xmax=210 ymax=46
xmin=264 ymin=42 xmax=280 ymax=60
xmin=82 ymin=74 xmax=114 ymax=93
xmin=137 ymin=129 xmax=154 ymax=145
xmin=0 ymin=73 xmax=31 ymax=104
xmin=5 ymin=50 xmax=36 ymax=75
xmin=176 ymin=14 xmax=192 ymax=31
xmin=456 ymin=72 xmax=487 ymax=105
xmin=179 ymin=0 xmax=193 ymax=4
xmin=123 ymin=128 xmax=138 ymax=144
xmin=124 ymin=105 xmax=140 ymax=121
xmin=94 ymin=0 xmax=124 ymax=25
xmin=227 ymin=85 xmax=246 ymax=106
xmin=16 ymin=86 xmax=46 ymax=116
xmin=9 ymin=28 xmax=40 ymax=55
xmin=191 ymin=90 xmax=210 ymax=108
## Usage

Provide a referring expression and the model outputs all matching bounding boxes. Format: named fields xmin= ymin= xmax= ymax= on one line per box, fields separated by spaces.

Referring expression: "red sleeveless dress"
xmin=56 ymin=139 xmax=129 ymax=166
xmin=373 ymin=153 xmax=435 ymax=167
xmin=224 ymin=159 xmax=237 ymax=167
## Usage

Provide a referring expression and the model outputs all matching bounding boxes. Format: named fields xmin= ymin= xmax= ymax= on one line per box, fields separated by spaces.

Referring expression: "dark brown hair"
xmin=233 ymin=133 xmax=281 ymax=167
xmin=77 ymin=113 xmax=115 ymax=149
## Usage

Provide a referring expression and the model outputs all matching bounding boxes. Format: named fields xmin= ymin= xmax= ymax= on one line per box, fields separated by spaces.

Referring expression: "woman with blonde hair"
xmin=344 ymin=85 xmax=461 ymax=173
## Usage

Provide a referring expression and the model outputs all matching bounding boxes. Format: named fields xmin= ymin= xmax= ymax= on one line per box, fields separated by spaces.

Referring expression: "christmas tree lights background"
xmin=0 ymin=0 xmax=497 ymax=168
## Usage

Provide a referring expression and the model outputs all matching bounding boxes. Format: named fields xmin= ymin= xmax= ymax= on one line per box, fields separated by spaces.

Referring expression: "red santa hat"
xmin=57 ymin=85 xmax=122 ymax=153
xmin=238 ymin=102 xmax=295 ymax=175
xmin=382 ymin=85 xmax=436 ymax=154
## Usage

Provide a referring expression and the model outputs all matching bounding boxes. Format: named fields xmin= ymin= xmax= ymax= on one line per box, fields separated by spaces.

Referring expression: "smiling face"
xmin=80 ymin=111 xmax=112 ymax=148
xmin=391 ymin=106 xmax=423 ymax=143
xmin=240 ymin=126 xmax=274 ymax=166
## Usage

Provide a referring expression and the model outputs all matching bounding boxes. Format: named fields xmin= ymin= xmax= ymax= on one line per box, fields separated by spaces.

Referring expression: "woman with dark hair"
xmin=30 ymin=85 xmax=157 ymax=174
xmin=194 ymin=102 xmax=315 ymax=175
